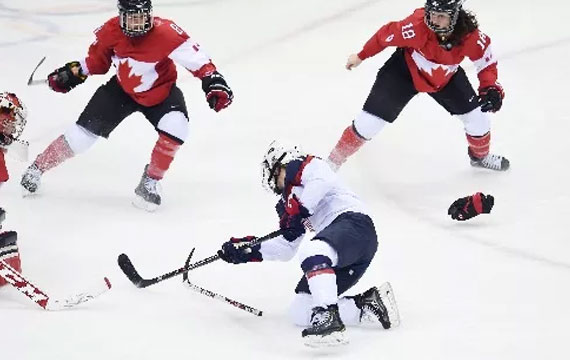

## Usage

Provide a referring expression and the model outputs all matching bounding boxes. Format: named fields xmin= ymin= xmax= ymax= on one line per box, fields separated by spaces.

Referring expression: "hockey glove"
xmin=218 ymin=236 xmax=263 ymax=264
xmin=48 ymin=61 xmax=87 ymax=93
xmin=279 ymin=195 xmax=309 ymax=241
xmin=448 ymin=192 xmax=494 ymax=221
xmin=478 ymin=84 xmax=504 ymax=113
xmin=201 ymin=71 xmax=233 ymax=112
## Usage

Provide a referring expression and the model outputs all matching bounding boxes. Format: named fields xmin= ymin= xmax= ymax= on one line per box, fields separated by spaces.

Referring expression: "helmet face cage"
xmin=118 ymin=0 xmax=153 ymax=37
xmin=424 ymin=0 xmax=463 ymax=35
xmin=0 ymin=92 xmax=27 ymax=144
xmin=261 ymin=141 xmax=303 ymax=195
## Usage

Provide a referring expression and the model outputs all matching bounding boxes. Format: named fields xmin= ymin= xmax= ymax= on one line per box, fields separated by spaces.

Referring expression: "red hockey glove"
xmin=478 ymin=84 xmax=504 ymax=113
xmin=201 ymin=71 xmax=233 ymax=112
xmin=279 ymin=195 xmax=309 ymax=241
xmin=47 ymin=61 xmax=87 ymax=93
xmin=448 ymin=192 xmax=494 ymax=221
xmin=218 ymin=236 xmax=262 ymax=264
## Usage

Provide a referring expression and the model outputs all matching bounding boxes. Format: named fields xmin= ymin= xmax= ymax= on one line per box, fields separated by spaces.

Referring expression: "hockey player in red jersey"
xmin=0 ymin=208 xmax=22 ymax=288
xmin=328 ymin=0 xmax=509 ymax=172
xmin=0 ymin=92 xmax=28 ymax=188
xmin=20 ymin=0 xmax=233 ymax=211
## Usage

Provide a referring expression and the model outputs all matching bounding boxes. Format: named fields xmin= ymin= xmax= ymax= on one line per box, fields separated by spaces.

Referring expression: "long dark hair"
xmin=442 ymin=10 xmax=479 ymax=48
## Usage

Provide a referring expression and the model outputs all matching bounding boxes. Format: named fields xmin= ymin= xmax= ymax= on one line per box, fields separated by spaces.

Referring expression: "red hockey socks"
xmin=327 ymin=125 xmax=367 ymax=170
xmin=0 ymin=231 xmax=21 ymax=287
xmin=34 ymin=135 xmax=75 ymax=173
xmin=0 ymin=150 xmax=8 ymax=183
xmin=147 ymin=133 xmax=181 ymax=180
xmin=466 ymin=132 xmax=491 ymax=159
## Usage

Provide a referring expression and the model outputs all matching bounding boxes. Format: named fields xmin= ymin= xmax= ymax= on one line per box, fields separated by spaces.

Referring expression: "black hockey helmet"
xmin=424 ymin=0 xmax=463 ymax=35
xmin=117 ymin=0 xmax=153 ymax=37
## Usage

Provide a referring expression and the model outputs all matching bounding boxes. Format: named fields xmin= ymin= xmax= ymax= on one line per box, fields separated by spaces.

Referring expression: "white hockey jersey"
xmin=260 ymin=156 xmax=368 ymax=261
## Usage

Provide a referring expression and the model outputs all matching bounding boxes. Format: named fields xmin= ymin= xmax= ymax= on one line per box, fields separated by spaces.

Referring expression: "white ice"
xmin=0 ymin=0 xmax=569 ymax=359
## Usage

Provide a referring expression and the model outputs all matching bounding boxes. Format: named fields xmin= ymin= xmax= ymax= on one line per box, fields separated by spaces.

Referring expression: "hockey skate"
xmin=469 ymin=149 xmax=510 ymax=171
xmin=351 ymin=282 xmax=400 ymax=329
xmin=20 ymin=164 xmax=42 ymax=196
xmin=133 ymin=165 xmax=161 ymax=212
xmin=302 ymin=304 xmax=348 ymax=348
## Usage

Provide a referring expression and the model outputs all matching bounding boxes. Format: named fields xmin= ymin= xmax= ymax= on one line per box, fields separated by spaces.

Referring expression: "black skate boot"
xmin=302 ymin=304 xmax=348 ymax=347
xmin=133 ymin=165 xmax=161 ymax=212
xmin=350 ymin=282 xmax=400 ymax=329
xmin=469 ymin=148 xmax=510 ymax=171
xmin=20 ymin=164 xmax=42 ymax=195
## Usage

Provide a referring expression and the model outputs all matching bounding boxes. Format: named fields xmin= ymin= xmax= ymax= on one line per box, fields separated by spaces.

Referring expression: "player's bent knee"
xmin=64 ymin=124 xmax=99 ymax=154
xmin=353 ymin=110 xmax=389 ymax=140
xmin=289 ymin=293 xmax=313 ymax=326
xmin=157 ymin=111 xmax=189 ymax=143
xmin=458 ymin=107 xmax=490 ymax=136
xmin=297 ymin=239 xmax=339 ymax=267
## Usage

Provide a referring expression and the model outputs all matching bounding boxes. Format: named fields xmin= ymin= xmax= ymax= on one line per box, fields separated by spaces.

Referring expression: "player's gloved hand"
xmin=201 ymin=71 xmax=233 ymax=112
xmin=448 ymin=192 xmax=494 ymax=221
xmin=47 ymin=61 xmax=87 ymax=93
xmin=218 ymin=236 xmax=262 ymax=264
xmin=279 ymin=195 xmax=309 ymax=241
xmin=478 ymin=84 xmax=504 ymax=113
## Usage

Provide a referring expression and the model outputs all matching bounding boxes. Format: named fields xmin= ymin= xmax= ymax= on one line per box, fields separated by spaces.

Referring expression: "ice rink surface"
xmin=0 ymin=0 xmax=569 ymax=359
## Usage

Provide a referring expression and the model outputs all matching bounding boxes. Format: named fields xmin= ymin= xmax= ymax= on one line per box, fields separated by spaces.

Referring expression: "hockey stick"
xmin=27 ymin=56 xmax=48 ymax=86
xmin=0 ymin=259 xmax=111 ymax=310
xmin=118 ymin=228 xmax=283 ymax=288
xmin=182 ymin=248 xmax=263 ymax=316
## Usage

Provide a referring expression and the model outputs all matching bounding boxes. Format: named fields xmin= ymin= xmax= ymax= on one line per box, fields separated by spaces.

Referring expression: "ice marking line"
xmin=220 ymin=0 xmax=384 ymax=65
xmin=375 ymin=192 xmax=570 ymax=272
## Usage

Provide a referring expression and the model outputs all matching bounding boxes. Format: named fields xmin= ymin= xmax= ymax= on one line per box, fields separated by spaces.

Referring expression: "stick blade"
xmin=27 ymin=56 xmax=46 ymax=86
xmin=182 ymin=248 xmax=195 ymax=283
xmin=117 ymin=253 xmax=145 ymax=288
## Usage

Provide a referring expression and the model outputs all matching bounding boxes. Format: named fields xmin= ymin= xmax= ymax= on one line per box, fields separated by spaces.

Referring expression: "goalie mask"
xmin=0 ymin=92 xmax=27 ymax=146
xmin=261 ymin=140 xmax=304 ymax=195
xmin=424 ymin=0 xmax=463 ymax=36
xmin=118 ymin=0 xmax=153 ymax=37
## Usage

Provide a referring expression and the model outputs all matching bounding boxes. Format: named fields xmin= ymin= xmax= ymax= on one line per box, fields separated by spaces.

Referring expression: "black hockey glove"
xmin=279 ymin=195 xmax=309 ymax=241
xmin=201 ymin=71 xmax=233 ymax=112
xmin=448 ymin=192 xmax=494 ymax=221
xmin=47 ymin=61 xmax=87 ymax=93
xmin=218 ymin=236 xmax=263 ymax=264
xmin=479 ymin=85 xmax=504 ymax=113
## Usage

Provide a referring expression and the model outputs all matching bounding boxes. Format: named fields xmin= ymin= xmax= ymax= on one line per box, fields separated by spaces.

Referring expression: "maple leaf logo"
xmin=117 ymin=60 xmax=143 ymax=93
xmin=419 ymin=66 xmax=454 ymax=89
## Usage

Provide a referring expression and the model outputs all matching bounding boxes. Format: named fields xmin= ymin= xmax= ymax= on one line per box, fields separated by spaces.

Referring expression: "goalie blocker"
xmin=0 ymin=232 xmax=21 ymax=287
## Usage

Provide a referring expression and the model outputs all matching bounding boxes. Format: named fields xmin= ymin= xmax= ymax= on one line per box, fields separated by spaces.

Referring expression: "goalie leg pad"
xmin=0 ymin=231 xmax=21 ymax=286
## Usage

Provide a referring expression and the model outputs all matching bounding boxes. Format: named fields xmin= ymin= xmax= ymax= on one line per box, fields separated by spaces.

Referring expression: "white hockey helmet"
xmin=0 ymin=92 xmax=27 ymax=145
xmin=261 ymin=140 xmax=304 ymax=195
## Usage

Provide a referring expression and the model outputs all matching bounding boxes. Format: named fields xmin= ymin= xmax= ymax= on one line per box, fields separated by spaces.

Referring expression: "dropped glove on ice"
xmin=48 ymin=61 xmax=87 ymax=93
xmin=218 ymin=236 xmax=262 ymax=264
xmin=201 ymin=71 xmax=233 ymax=112
xmin=478 ymin=84 xmax=504 ymax=113
xmin=448 ymin=192 xmax=494 ymax=221
xmin=279 ymin=195 xmax=309 ymax=241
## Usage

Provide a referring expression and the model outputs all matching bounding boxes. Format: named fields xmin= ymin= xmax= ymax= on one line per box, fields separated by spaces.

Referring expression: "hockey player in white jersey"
xmin=217 ymin=141 xmax=400 ymax=347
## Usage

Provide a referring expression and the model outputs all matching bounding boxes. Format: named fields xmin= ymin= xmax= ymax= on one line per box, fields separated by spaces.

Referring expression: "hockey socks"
xmin=466 ymin=132 xmax=491 ymax=159
xmin=147 ymin=133 xmax=181 ymax=180
xmin=33 ymin=135 xmax=75 ymax=173
xmin=328 ymin=124 xmax=367 ymax=171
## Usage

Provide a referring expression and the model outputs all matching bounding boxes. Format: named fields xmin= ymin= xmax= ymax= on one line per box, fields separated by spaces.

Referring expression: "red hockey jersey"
xmin=80 ymin=17 xmax=216 ymax=106
xmin=357 ymin=8 xmax=498 ymax=93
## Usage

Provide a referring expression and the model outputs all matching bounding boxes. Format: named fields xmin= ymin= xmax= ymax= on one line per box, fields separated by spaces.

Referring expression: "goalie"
xmin=0 ymin=92 xmax=28 ymax=188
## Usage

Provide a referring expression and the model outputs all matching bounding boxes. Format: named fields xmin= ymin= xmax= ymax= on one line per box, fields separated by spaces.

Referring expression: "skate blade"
xmin=379 ymin=282 xmax=401 ymax=328
xmin=132 ymin=195 xmax=159 ymax=212
xmin=21 ymin=187 xmax=37 ymax=198
xmin=303 ymin=331 xmax=349 ymax=348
